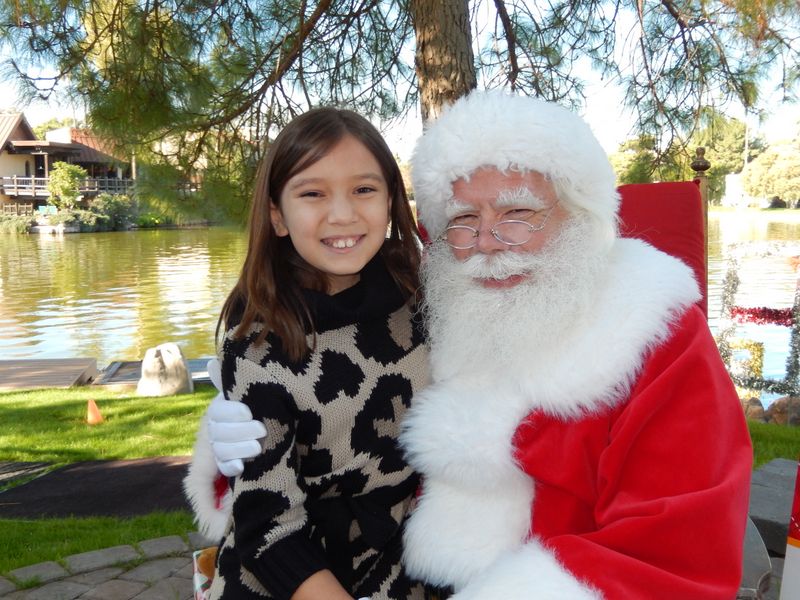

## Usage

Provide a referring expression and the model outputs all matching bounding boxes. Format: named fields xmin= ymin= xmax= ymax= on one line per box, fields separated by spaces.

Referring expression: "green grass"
xmin=748 ymin=420 xmax=800 ymax=469
xmin=0 ymin=511 xmax=197 ymax=579
xmin=0 ymin=384 xmax=215 ymax=576
xmin=0 ymin=385 xmax=215 ymax=466
xmin=1 ymin=385 xmax=798 ymax=577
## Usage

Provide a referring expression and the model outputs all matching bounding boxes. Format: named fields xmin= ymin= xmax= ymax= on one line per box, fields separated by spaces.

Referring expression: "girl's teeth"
xmin=331 ymin=238 xmax=357 ymax=248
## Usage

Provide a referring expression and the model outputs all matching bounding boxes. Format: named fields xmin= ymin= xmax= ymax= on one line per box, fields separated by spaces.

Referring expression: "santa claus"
xmin=397 ymin=90 xmax=752 ymax=599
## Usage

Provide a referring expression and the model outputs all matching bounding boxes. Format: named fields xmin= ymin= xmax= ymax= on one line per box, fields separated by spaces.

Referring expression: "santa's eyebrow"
xmin=445 ymin=199 xmax=474 ymax=219
xmin=445 ymin=187 xmax=548 ymax=219
xmin=495 ymin=187 xmax=548 ymax=209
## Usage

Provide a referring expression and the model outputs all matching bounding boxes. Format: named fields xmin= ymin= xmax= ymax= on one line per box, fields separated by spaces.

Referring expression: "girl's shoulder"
xmin=222 ymin=321 xmax=271 ymax=361
xmin=222 ymin=321 xmax=309 ymax=372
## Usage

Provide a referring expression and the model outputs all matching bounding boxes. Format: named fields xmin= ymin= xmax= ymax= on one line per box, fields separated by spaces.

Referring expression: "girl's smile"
xmin=271 ymin=135 xmax=391 ymax=294
xmin=323 ymin=235 xmax=365 ymax=250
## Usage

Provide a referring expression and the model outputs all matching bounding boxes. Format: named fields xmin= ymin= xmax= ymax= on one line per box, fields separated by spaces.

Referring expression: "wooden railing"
xmin=2 ymin=202 xmax=35 ymax=216
xmin=0 ymin=176 xmax=135 ymax=198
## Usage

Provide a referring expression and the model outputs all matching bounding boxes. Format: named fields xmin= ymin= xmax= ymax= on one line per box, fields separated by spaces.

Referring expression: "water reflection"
xmin=707 ymin=213 xmax=800 ymax=331
xmin=1 ymin=213 xmax=799 ymax=372
xmin=0 ymin=228 xmax=247 ymax=367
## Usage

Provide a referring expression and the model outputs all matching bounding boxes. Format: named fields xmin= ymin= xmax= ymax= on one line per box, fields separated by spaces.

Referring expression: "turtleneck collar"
xmin=302 ymin=251 xmax=407 ymax=333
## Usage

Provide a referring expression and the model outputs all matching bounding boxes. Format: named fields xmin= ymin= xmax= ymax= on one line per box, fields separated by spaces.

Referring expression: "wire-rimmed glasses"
xmin=442 ymin=201 xmax=560 ymax=250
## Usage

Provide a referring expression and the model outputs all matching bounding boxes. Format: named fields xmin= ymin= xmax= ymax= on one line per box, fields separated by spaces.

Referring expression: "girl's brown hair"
xmin=218 ymin=107 xmax=422 ymax=361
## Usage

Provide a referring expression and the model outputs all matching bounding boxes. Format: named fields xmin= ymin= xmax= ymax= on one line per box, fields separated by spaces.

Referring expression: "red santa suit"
xmin=399 ymin=237 xmax=753 ymax=600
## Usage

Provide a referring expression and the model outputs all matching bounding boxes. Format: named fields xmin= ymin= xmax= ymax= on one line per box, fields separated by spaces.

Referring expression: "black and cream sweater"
xmin=208 ymin=256 xmax=430 ymax=600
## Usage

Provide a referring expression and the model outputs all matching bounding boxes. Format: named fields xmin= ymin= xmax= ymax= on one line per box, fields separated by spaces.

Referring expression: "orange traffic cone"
xmin=87 ymin=399 xmax=104 ymax=425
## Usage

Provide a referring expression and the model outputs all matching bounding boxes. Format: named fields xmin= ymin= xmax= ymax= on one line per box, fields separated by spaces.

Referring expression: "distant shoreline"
xmin=709 ymin=207 xmax=800 ymax=223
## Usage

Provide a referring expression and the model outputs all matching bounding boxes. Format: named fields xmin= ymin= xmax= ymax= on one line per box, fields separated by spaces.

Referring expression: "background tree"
xmin=2 ymin=0 xmax=796 ymax=216
xmin=47 ymin=161 xmax=87 ymax=210
xmin=742 ymin=138 xmax=800 ymax=205
xmin=690 ymin=109 xmax=765 ymax=203
xmin=610 ymin=135 xmax=687 ymax=185
xmin=610 ymin=136 xmax=658 ymax=184
xmin=32 ymin=116 xmax=78 ymax=140
xmin=611 ymin=108 xmax=767 ymax=203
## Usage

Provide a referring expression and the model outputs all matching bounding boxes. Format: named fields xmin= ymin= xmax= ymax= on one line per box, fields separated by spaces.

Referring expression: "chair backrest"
xmin=617 ymin=181 xmax=708 ymax=317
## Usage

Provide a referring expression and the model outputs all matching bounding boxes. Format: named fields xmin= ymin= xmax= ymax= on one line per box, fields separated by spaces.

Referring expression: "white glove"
xmin=206 ymin=358 xmax=267 ymax=477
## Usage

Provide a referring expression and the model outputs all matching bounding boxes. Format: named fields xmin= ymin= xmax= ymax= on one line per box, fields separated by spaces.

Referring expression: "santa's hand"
xmin=205 ymin=359 xmax=267 ymax=477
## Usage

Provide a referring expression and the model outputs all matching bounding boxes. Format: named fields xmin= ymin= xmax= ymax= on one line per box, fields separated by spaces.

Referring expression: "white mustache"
xmin=458 ymin=251 xmax=539 ymax=280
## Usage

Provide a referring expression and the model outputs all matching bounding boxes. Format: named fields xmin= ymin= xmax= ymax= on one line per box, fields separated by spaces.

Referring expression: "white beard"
xmin=420 ymin=214 xmax=610 ymax=382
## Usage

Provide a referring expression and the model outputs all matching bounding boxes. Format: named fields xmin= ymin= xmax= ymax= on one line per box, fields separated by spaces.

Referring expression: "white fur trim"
xmin=401 ymin=380 xmax=535 ymax=484
xmin=401 ymin=381 xmax=537 ymax=586
xmin=450 ymin=541 xmax=601 ymax=599
xmin=401 ymin=239 xmax=699 ymax=590
xmin=402 ymin=465 xmax=534 ymax=588
xmin=183 ymin=414 xmax=232 ymax=541
xmin=412 ymin=90 xmax=618 ymax=239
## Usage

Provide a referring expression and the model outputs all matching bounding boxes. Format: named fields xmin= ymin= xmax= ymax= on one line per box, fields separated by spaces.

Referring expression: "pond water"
xmin=2 ymin=212 xmax=800 ymax=394
xmin=0 ymin=227 xmax=247 ymax=367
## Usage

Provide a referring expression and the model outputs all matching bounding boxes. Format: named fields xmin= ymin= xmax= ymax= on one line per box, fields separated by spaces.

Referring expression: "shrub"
xmin=76 ymin=210 xmax=112 ymax=232
xmin=47 ymin=162 xmax=88 ymax=210
xmin=90 ymin=194 xmax=135 ymax=230
xmin=45 ymin=211 xmax=79 ymax=226
xmin=48 ymin=209 xmax=117 ymax=232
xmin=0 ymin=215 xmax=35 ymax=234
xmin=136 ymin=212 xmax=173 ymax=228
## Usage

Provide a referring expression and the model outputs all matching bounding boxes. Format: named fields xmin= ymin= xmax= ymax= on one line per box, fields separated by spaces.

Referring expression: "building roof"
xmin=1 ymin=113 xmax=128 ymax=165
xmin=67 ymin=128 xmax=126 ymax=164
xmin=0 ymin=113 xmax=36 ymax=148
xmin=8 ymin=140 xmax=80 ymax=155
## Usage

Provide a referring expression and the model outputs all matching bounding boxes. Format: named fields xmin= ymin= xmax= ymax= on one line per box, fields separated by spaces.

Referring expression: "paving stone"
xmin=0 ymin=576 xmax=17 ymax=595
xmin=1 ymin=590 xmax=28 ymax=599
xmin=750 ymin=458 xmax=796 ymax=555
xmin=120 ymin=557 xmax=191 ymax=584
xmin=175 ymin=560 xmax=195 ymax=579
xmin=130 ymin=576 xmax=193 ymax=600
xmin=8 ymin=560 xmax=69 ymax=585
xmin=63 ymin=545 xmax=140 ymax=574
xmin=138 ymin=535 xmax=188 ymax=558
xmin=79 ymin=578 xmax=148 ymax=600
xmin=21 ymin=579 xmax=90 ymax=600
xmin=65 ymin=566 xmax=124 ymax=585
xmin=187 ymin=531 xmax=215 ymax=550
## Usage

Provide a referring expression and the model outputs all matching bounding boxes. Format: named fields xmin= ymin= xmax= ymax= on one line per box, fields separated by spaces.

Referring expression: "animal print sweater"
xmin=208 ymin=256 xmax=430 ymax=600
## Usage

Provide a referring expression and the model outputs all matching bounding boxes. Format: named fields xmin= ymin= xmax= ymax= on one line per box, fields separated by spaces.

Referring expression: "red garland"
xmin=730 ymin=306 xmax=794 ymax=327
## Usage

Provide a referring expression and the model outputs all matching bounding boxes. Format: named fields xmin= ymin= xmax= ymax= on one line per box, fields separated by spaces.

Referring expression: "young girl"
xmin=186 ymin=107 xmax=430 ymax=600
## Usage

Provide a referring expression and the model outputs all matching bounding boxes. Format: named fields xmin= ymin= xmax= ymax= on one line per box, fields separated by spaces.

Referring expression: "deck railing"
xmin=0 ymin=176 xmax=135 ymax=198
xmin=1 ymin=202 xmax=35 ymax=216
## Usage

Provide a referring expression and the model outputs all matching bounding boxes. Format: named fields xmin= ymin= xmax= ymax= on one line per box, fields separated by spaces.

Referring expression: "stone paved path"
xmin=0 ymin=534 xmax=787 ymax=599
xmin=0 ymin=532 xmax=213 ymax=600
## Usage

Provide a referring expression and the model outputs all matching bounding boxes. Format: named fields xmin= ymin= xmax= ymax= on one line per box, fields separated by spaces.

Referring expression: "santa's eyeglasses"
xmin=442 ymin=201 xmax=559 ymax=250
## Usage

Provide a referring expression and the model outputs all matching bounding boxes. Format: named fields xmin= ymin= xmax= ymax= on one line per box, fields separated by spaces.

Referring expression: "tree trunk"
xmin=409 ymin=0 xmax=476 ymax=124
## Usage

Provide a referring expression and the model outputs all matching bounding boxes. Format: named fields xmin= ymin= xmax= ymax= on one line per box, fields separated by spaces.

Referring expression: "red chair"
xmin=618 ymin=181 xmax=708 ymax=317
xmin=618 ymin=181 xmax=770 ymax=599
